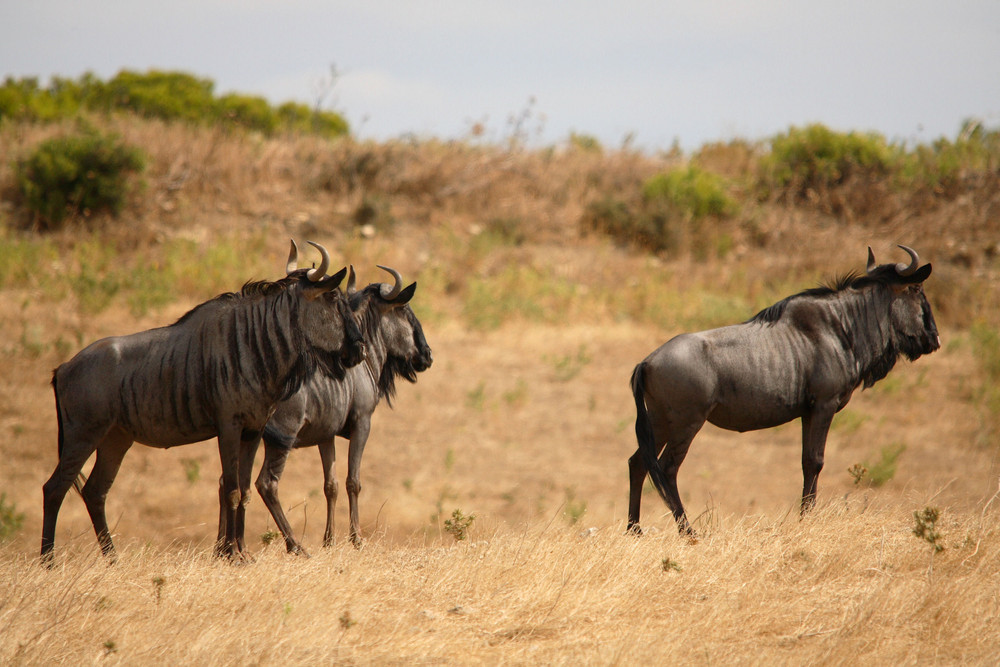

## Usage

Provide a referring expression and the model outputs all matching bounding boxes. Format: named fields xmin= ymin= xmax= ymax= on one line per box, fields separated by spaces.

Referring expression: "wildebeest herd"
xmin=40 ymin=243 xmax=939 ymax=561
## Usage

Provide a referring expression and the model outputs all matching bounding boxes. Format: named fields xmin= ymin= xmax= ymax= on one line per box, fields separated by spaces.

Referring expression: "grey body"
xmin=629 ymin=247 xmax=940 ymax=534
xmin=219 ymin=269 xmax=431 ymax=553
xmin=42 ymin=242 xmax=365 ymax=561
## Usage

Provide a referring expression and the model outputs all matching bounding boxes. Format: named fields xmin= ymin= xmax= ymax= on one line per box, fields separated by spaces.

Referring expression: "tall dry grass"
xmin=2 ymin=500 xmax=998 ymax=665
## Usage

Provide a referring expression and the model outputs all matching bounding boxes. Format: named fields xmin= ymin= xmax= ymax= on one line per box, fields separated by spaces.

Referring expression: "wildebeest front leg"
xmin=318 ymin=439 xmax=338 ymax=547
xmin=232 ymin=436 xmax=261 ymax=554
xmin=346 ymin=420 xmax=370 ymax=548
xmin=215 ymin=426 xmax=244 ymax=559
xmin=255 ymin=443 xmax=309 ymax=556
xmin=800 ymin=407 xmax=835 ymax=515
xmin=80 ymin=431 xmax=133 ymax=560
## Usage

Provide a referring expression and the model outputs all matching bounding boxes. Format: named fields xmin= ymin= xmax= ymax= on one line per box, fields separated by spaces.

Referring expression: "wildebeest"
xmin=218 ymin=265 xmax=432 ymax=554
xmin=629 ymin=245 xmax=940 ymax=534
xmin=42 ymin=240 xmax=365 ymax=562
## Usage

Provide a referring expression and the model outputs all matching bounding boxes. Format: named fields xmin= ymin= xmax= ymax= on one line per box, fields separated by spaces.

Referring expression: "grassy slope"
xmin=1 ymin=117 xmax=999 ymax=663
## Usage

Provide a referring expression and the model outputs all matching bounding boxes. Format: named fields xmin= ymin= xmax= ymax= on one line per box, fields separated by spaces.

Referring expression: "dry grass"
xmin=2 ymin=117 xmax=1000 ymax=664
xmin=2 ymin=501 xmax=999 ymax=665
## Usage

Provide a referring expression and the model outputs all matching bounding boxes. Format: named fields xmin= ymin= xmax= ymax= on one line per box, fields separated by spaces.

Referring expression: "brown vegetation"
xmin=1 ymin=116 xmax=999 ymax=663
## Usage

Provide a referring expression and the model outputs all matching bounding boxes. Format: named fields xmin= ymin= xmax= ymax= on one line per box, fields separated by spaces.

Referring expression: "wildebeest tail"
xmin=52 ymin=369 xmax=87 ymax=497
xmin=630 ymin=362 xmax=672 ymax=508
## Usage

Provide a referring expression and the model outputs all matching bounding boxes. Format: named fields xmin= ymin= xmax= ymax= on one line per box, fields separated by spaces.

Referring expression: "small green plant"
xmin=847 ymin=463 xmax=868 ymax=487
xmin=180 ymin=458 xmax=201 ymax=484
xmin=913 ymin=506 xmax=945 ymax=578
xmin=562 ymin=487 xmax=587 ymax=525
xmin=549 ymin=346 xmax=591 ymax=382
xmin=102 ymin=640 xmax=117 ymax=656
xmin=151 ymin=576 xmax=166 ymax=605
xmin=0 ymin=493 xmax=26 ymax=540
xmin=339 ymin=610 xmax=357 ymax=630
xmin=502 ymin=378 xmax=529 ymax=407
xmin=661 ymin=557 xmax=682 ymax=573
xmin=864 ymin=443 xmax=906 ymax=487
xmin=465 ymin=382 xmax=487 ymax=410
xmin=443 ymin=509 xmax=476 ymax=541
xmin=261 ymin=529 xmax=280 ymax=546
xmin=912 ymin=507 xmax=945 ymax=553
xmin=15 ymin=126 xmax=146 ymax=231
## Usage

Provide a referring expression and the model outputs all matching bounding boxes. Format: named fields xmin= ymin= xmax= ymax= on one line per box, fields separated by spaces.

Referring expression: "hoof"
xmin=288 ymin=544 xmax=311 ymax=558
xmin=626 ymin=523 xmax=643 ymax=537
xmin=214 ymin=542 xmax=254 ymax=563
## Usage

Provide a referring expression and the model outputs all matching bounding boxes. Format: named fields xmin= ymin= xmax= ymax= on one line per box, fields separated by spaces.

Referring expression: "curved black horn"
xmin=286 ymin=239 xmax=299 ymax=275
xmin=347 ymin=265 xmax=357 ymax=294
xmin=895 ymin=245 xmax=919 ymax=276
xmin=306 ymin=241 xmax=331 ymax=282
xmin=377 ymin=264 xmax=403 ymax=299
xmin=866 ymin=247 xmax=877 ymax=275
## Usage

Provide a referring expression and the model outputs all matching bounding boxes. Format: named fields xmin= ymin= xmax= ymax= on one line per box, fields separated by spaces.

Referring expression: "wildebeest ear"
xmin=312 ymin=266 xmax=347 ymax=290
xmin=910 ymin=263 xmax=932 ymax=282
xmin=385 ymin=282 xmax=416 ymax=305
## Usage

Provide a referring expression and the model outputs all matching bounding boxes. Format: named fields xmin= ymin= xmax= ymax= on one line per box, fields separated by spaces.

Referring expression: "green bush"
xmin=216 ymin=93 xmax=279 ymax=134
xmin=642 ymin=166 xmax=738 ymax=220
xmin=760 ymin=123 xmax=895 ymax=198
xmin=582 ymin=166 xmax=736 ymax=254
xmin=899 ymin=120 xmax=1000 ymax=195
xmin=14 ymin=127 xmax=146 ymax=230
xmin=0 ymin=71 xmax=350 ymax=138
xmin=90 ymin=69 xmax=215 ymax=123
xmin=275 ymin=101 xmax=349 ymax=138
xmin=0 ymin=75 xmax=85 ymax=122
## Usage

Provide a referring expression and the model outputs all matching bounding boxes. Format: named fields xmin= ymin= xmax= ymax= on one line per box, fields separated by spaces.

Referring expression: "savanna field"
xmin=1 ymin=77 xmax=1000 ymax=663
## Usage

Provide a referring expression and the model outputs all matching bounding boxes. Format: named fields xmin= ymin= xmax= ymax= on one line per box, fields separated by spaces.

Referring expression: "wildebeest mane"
xmin=747 ymin=267 xmax=910 ymax=325
xmin=169 ymin=272 xmax=347 ymax=397
xmin=172 ymin=275 xmax=301 ymax=326
xmin=747 ymin=266 xmax=917 ymax=388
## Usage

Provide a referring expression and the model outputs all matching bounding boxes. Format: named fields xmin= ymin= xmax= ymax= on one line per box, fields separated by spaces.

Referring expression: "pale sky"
xmin=3 ymin=1 xmax=998 ymax=151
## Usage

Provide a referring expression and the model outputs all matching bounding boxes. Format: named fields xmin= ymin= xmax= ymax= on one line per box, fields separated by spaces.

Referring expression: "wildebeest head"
xmin=349 ymin=265 xmax=433 ymax=401
xmin=865 ymin=245 xmax=940 ymax=362
xmin=285 ymin=240 xmax=366 ymax=373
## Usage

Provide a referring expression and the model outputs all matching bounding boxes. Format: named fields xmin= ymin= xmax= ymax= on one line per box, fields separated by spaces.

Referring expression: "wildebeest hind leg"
xmin=627 ymin=447 xmax=654 ymax=535
xmin=318 ymin=439 xmax=338 ymax=547
xmin=255 ymin=443 xmax=307 ymax=556
xmin=81 ymin=430 xmax=133 ymax=560
xmin=346 ymin=420 xmax=370 ymax=548
xmin=658 ymin=432 xmax=697 ymax=534
xmin=41 ymin=428 xmax=104 ymax=562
